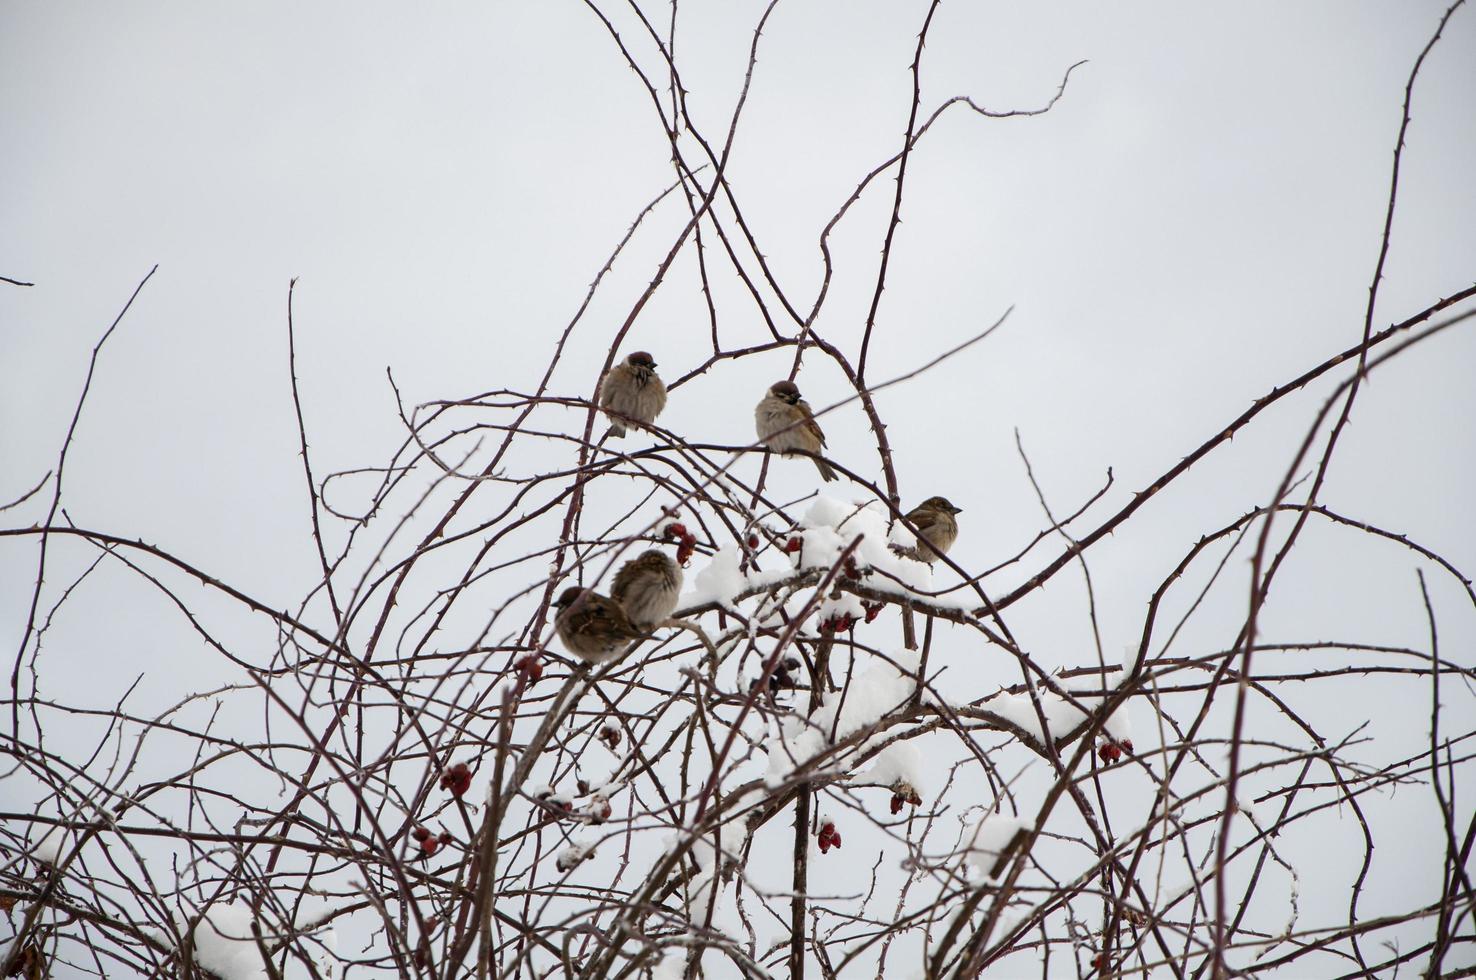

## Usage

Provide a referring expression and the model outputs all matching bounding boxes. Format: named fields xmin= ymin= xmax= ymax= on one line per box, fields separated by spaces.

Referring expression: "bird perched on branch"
xmin=899 ymin=496 xmax=962 ymax=564
xmin=610 ymin=549 xmax=683 ymax=629
xmin=755 ymin=380 xmax=837 ymax=482
xmin=599 ymin=351 xmax=666 ymax=438
xmin=553 ymin=587 xmax=644 ymax=663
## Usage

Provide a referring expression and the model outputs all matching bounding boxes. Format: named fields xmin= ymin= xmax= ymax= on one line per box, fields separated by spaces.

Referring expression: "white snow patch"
xmin=30 ymin=827 xmax=65 ymax=866
xmin=866 ymin=739 xmax=926 ymax=793
xmin=1122 ymin=642 xmax=1143 ymax=676
xmin=984 ymin=685 xmax=1133 ymax=744
xmin=556 ymin=841 xmax=595 ymax=872
xmin=965 ymin=815 xmax=1031 ymax=882
xmin=817 ymin=592 xmax=865 ymax=624
xmin=801 ymin=497 xmax=934 ymax=593
xmin=189 ymin=903 xmax=269 ymax=980
xmin=686 ymin=546 xmax=747 ymax=608
xmin=766 ymin=651 xmax=919 ymax=785
xmin=678 ymin=496 xmax=956 ymax=617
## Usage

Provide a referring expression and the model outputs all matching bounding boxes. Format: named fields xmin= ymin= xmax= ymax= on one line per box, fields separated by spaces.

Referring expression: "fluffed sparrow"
xmin=553 ymin=586 xmax=644 ymax=663
xmin=599 ymin=351 xmax=667 ymax=438
xmin=610 ymin=548 xmax=683 ymax=629
xmin=900 ymin=496 xmax=962 ymax=564
xmin=754 ymin=380 xmax=837 ymax=482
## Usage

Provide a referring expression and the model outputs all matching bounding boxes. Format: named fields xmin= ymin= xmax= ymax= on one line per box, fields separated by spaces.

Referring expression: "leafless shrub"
xmin=4 ymin=3 xmax=1474 ymax=978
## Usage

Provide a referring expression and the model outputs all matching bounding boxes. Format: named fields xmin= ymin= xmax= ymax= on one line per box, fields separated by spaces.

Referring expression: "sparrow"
xmin=899 ymin=496 xmax=962 ymax=564
xmin=610 ymin=549 xmax=684 ymax=629
xmin=755 ymin=380 xmax=837 ymax=482
xmin=553 ymin=586 xmax=645 ymax=663
xmin=598 ymin=351 xmax=667 ymax=438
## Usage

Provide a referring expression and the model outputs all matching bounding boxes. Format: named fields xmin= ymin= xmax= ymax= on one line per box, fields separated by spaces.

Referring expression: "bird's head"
xmin=769 ymin=380 xmax=801 ymax=404
xmin=555 ymin=586 xmax=589 ymax=610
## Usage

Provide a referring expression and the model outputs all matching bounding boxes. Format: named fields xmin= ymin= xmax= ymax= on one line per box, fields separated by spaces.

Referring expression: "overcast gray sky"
xmin=3 ymin=3 xmax=1474 ymax=977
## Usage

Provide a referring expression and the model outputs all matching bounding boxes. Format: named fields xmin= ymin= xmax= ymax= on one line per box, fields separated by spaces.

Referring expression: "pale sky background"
xmin=2 ymin=3 xmax=1474 ymax=977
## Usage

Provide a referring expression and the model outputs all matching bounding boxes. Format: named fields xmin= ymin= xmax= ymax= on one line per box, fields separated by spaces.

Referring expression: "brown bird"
xmin=610 ymin=549 xmax=684 ymax=629
xmin=553 ymin=586 xmax=644 ymax=663
xmin=754 ymin=380 xmax=837 ymax=482
xmin=599 ymin=351 xmax=667 ymax=438
xmin=900 ymin=496 xmax=962 ymax=564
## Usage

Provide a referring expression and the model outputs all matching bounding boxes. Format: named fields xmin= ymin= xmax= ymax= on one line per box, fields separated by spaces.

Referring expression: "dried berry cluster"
xmin=411 ymin=825 xmax=453 ymax=858
xmin=816 ymin=820 xmax=843 ymax=854
xmin=1097 ymin=738 xmax=1134 ymax=765
xmin=664 ymin=521 xmax=698 ymax=566
xmin=889 ymin=781 xmax=922 ymax=815
xmin=439 ymin=761 xmax=473 ymax=798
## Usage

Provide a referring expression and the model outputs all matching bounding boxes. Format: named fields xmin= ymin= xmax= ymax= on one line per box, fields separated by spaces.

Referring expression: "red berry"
xmin=438 ymin=831 xmax=453 ymax=845
xmin=1098 ymin=742 xmax=1122 ymax=764
xmin=890 ymin=795 xmax=904 ymax=815
xmin=412 ymin=825 xmax=430 ymax=842
xmin=420 ymin=837 xmax=441 ymax=857
xmin=514 ymin=656 xmax=543 ymax=683
xmin=440 ymin=762 xmax=473 ymax=797
xmin=746 ymin=534 xmax=760 ymax=549
xmin=830 ymin=831 xmax=842 ymax=848
xmin=784 ymin=537 xmax=802 ymax=554
xmin=664 ymin=522 xmax=688 ymax=540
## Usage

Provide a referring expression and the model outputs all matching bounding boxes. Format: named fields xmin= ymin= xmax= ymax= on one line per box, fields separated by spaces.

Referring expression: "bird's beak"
xmin=953 ymin=507 xmax=964 ymax=514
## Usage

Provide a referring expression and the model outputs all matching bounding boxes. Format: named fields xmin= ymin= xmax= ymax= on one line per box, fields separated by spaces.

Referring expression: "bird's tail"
xmin=813 ymin=455 xmax=838 ymax=482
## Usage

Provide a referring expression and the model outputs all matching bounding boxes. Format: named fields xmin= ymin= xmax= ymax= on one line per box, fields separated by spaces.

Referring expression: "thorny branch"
xmin=3 ymin=5 xmax=1473 ymax=980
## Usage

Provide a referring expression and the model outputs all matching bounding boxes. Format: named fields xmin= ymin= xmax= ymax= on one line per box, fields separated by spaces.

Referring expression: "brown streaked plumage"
xmin=553 ymin=586 xmax=644 ymax=663
xmin=754 ymin=380 xmax=837 ymax=482
xmin=900 ymin=496 xmax=962 ymax=564
xmin=599 ymin=351 xmax=667 ymax=438
xmin=610 ymin=549 xmax=683 ymax=629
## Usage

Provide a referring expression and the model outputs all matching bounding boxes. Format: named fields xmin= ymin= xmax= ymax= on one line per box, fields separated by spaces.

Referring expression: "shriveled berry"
xmin=439 ymin=762 xmax=473 ymax=797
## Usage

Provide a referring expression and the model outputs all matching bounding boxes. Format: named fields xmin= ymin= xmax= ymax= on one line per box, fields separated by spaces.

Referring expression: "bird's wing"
xmin=590 ymin=596 xmax=641 ymax=638
xmin=907 ymin=508 xmax=943 ymax=533
xmin=610 ymin=562 xmax=638 ymax=603
xmin=797 ymin=399 xmax=827 ymax=447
